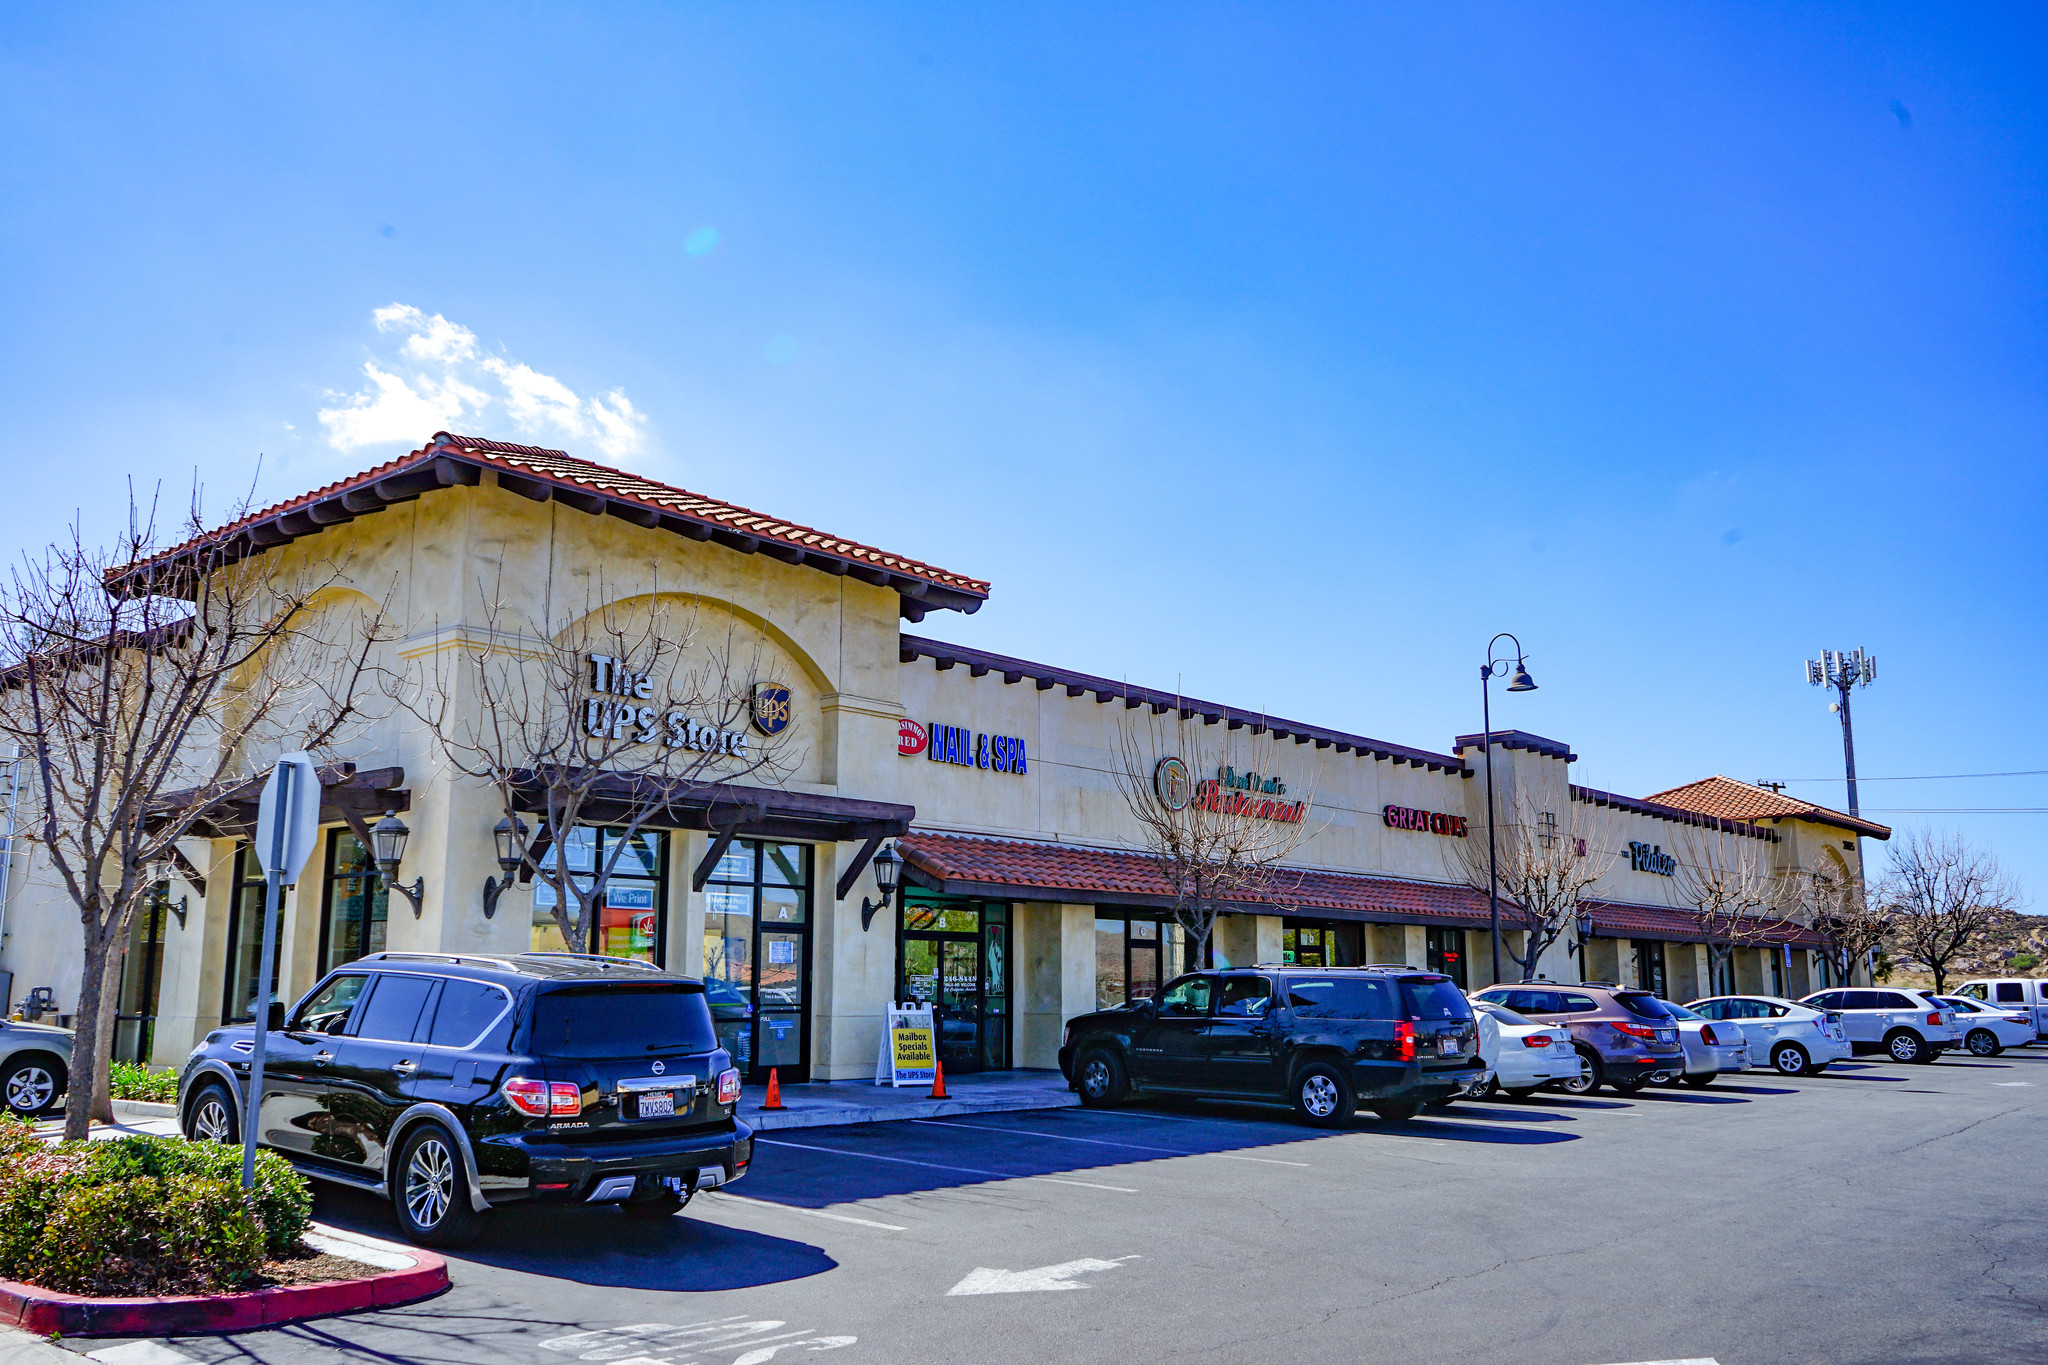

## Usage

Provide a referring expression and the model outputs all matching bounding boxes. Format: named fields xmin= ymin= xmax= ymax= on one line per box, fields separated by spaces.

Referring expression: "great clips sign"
xmin=1383 ymin=805 xmax=1468 ymax=838
xmin=899 ymin=719 xmax=1028 ymax=775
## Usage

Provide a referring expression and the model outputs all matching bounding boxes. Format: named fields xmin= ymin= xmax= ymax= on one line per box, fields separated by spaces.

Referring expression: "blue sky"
xmin=2 ymin=4 xmax=2042 ymax=900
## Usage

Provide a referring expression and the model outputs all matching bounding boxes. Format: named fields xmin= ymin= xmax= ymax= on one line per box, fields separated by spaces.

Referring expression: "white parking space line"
xmin=1587 ymin=1358 xmax=1718 ymax=1364
xmin=756 ymin=1135 xmax=1144 ymax=1192
xmin=86 ymin=1346 xmax=197 ymax=1365
xmin=1993 ymin=1081 xmax=2033 ymax=1086
xmin=910 ymin=1117 xmax=1310 ymax=1166
xmin=708 ymin=1191 xmax=907 ymax=1231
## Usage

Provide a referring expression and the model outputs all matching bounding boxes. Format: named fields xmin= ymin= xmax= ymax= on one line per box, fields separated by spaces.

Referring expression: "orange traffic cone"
xmin=763 ymin=1067 xmax=784 ymax=1110
xmin=929 ymin=1056 xmax=948 ymax=1100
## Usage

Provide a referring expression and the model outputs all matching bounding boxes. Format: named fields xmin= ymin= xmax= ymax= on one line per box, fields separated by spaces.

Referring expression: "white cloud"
xmin=319 ymin=305 xmax=647 ymax=461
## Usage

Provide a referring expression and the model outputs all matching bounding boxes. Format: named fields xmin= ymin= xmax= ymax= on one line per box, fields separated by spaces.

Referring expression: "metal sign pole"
xmin=242 ymin=762 xmax=289 ymax=1192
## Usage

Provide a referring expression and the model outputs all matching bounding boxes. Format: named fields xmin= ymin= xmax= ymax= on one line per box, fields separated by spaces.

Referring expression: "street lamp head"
xmin=1506 ymin=663 xmax=1537 ymax=692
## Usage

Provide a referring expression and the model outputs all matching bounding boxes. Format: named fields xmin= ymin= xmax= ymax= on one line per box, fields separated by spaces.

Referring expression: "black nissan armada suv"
xmin=179 ymin=952 xmax=752 ymax=1245
xmin=1058 ymin=965 xmax=1482 ymax=1125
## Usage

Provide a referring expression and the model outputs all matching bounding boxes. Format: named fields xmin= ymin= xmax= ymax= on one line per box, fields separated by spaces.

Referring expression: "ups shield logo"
xmin=751 ymin=683 xmax=792 ymax=736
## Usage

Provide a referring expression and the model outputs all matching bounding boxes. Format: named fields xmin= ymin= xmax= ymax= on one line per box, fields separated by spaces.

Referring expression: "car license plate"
xmin=636 ymin=1092 xmax=675 ymax=1119
xmin=1437 ymin=1037 xmax=1459 ymax=1056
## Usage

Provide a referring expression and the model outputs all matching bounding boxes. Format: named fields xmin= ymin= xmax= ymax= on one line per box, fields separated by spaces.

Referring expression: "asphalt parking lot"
xmin=73 ymin=1048 xmax=2048 ymax=1365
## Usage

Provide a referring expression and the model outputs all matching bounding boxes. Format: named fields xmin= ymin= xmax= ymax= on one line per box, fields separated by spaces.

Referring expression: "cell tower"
xmin=1806 ymin=649 xmax=1876 ymax=818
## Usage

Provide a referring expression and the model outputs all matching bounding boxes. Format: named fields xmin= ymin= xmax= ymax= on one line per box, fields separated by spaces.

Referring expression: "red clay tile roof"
xmin=1645 ymin=775 xmax=1890 ymax=840
xmin=899 ymin=833 xmax=1823 ymax=946
xmin=123 ymin=433 xmax=989 ymax=618
xmin=1582 ymin=899 xmax=1823 ymax=949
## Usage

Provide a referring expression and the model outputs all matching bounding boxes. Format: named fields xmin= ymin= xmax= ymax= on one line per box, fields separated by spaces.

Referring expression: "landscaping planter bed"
xmin=0 ymin=1226 xmax=448 ymax=1336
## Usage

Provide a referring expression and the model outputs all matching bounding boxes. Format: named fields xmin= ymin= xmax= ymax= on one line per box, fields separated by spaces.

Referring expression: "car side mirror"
xmin=266 ymin=1001 xmax=287 ymax=1032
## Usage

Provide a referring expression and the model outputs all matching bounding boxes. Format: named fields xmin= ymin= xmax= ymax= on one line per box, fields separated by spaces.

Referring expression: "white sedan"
xmin=1686 ymin=995 xmax=1854 ymax=1077
xmin=1655 ymin=999 xmax=1749 ymax=1087
xmin=1935 ymin=996 xmax=2034 ymax=1057
xmin=1468 ymin=998 xmax=1578 ymax=1098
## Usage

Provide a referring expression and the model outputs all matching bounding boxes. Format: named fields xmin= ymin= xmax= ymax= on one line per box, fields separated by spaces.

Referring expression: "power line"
xmin=1863 ymin=808 xmax=2048 ymax=815
xmin=1779 ymin=770 xmax=2048 ymax=783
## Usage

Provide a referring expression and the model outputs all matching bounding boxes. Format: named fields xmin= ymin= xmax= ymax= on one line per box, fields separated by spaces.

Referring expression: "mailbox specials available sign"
xmin=898 ymin=718 xmax=1028 ymax=774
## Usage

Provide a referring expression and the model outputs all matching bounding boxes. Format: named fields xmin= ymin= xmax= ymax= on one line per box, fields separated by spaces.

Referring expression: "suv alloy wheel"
xmin=1885 ymin=1030 xmax=1928 ymax=1064
xmin=393 ymin=1123 xmax=482 ymax=1247
xmin=185 ymin=1082 xmax=237 ymax=1142
xmin=1076 ymin=1050 xmax=1128 ymax=1108
xmin=1292 ymin=1062 xmax=1355 ymax=1127
xmin=1559 ymin=1049 xmax=1601 ymax=1095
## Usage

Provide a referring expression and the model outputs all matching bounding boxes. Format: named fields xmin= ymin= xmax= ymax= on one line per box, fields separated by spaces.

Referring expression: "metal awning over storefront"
xmin=148 ymin=763 xmax=411 ymax=892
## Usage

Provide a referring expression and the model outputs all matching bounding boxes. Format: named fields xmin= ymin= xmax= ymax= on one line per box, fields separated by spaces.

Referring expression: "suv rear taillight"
xmin=1395 ymin=1020 xmax=1416 ymax=1062
xmin=717 ymin=1068 xmax=742 ymax=1105
xmin=1611 ymin=1021 xmax=1660 ymax=1041
xmin=1700 ymin=1024 xmax=1719 ymax=1046
xmin=1926 ymin=1012 xmax=1943 ymax=1027
xmin=1521 ymin=1034 xmax=1552 ymax=1048
xmin=503 ymin=1077 xmax=583 ymax=1117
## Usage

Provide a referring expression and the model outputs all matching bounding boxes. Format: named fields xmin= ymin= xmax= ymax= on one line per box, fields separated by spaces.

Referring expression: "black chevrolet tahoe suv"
xmin=179 ymin=952 xmax=751 ymax=1246
xmin=1057 ymin=966 xmax=1482 ymax=1125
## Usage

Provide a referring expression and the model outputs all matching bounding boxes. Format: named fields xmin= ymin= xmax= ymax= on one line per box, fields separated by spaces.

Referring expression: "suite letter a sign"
xmin=875 ymin=1002 xmax=937 ymax=1087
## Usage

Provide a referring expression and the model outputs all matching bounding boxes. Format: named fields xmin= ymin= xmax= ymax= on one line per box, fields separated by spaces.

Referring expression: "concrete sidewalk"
xmin=737 ymin=1068 xmax=1076 ymax=1129
xmin=40 ymin=1076 xmax=1076 ymax=1138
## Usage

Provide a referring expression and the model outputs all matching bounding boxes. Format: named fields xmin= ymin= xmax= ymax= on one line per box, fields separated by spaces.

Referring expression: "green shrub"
xmin=19 ymin=1174 xmax=265 ymax=1296
xmin=2010 ymin=952 xmax=2040 ymax=972
xmin=107 ymin=1062 xmax=177 ymax=1105
xmin=78 ymin=1137 xmax=310 ymax=1253
xmin=0 ymin=1132 xmax=313 ymax=1295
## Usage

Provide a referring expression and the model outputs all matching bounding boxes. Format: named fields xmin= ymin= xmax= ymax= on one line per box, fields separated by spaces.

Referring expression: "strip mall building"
xmin=0 ymin=434 xmax=1887 ymax=1081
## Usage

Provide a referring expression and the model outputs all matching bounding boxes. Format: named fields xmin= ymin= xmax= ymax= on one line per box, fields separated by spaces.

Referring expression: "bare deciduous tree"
xmin=1109 ymin=704 xmax=1318 ymax=972
xmin=400 ymin=576 xmax=795 ymax=955
xmin=0 ymin=487 xmax=390 ymax=1138
xmin=1798 ymin=868 xmax=1895 ymax=988
xmin=1443 ymin=795 xmax=1615 ymax=982
xmin=1669 ymin=824 xmax=1785 ymax=990
xmin=1880 ymin=830 xmax=2021 ymax=992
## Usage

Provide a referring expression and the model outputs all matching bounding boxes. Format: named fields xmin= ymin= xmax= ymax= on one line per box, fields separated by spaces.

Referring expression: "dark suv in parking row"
xmin=179 ymin=952 xmax=752 ymax=1245
xmin=1058 ymin=966 xmax=1482 ymax=1125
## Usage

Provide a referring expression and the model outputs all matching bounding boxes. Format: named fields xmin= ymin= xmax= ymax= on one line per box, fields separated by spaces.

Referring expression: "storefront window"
xmin=1093 ymin=914 xmax=1184 ymax=1011
xmin=319 ymin=831 xmax=388 ymax=975
xmin=113 ymin=883 xmax=168 ymax=1062
xmin=899 ymin=897 xmax=1010 ymax=1073
xmin=222 ymin=846 xmax=283 ymax=1024
xmin=702 ymin=840 xmax=811 ymax=1082
xmin=532 ymin=827 xmax=669 ymax=966
xmin=1633 ymin=940 xmax=1666 ymax=998
xmin=1283 ymin=922 xmax=1361 ymax=968
xmin=1425 ymin=926 xmax=1467 ymax=989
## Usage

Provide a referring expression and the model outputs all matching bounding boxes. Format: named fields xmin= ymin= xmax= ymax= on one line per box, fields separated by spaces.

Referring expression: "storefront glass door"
xmin=701 ymin=840 xmax=812 ymax=1083
xmin=1426 ymin=926 xmax=1467 ymax=989
xmin=899 ymin=899 xmax=1009 ymax=1072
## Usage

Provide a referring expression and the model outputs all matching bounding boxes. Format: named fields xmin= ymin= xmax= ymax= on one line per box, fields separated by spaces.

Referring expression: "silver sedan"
xmin=1654 ymin=999 xmax=1749 ymax=1087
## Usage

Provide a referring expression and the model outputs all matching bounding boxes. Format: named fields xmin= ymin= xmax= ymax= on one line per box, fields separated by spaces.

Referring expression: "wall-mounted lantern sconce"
xmin=1572 ymin=911 xmax=1597 ymax=961
xmin=483 ymin=815 xmax=528 ymax=919
xmin=150 ymin=861 xmax=191 ymax=929
xmin=371 ymin=811 xmax=426 ymax=918
xmin=860 ymin=842 xmax=901 ymax=931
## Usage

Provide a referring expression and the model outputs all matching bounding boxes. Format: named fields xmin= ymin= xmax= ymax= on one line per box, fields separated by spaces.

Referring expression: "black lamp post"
xmin=482 ymin=815 xmax=528 ymax=919
xmin=1480 ymin=634 xmax=1538 ymax=986
xmin=370 ymin=811 xmax=426 ymax=918
xmin=861 ymin=842 xmax=902 ymax=931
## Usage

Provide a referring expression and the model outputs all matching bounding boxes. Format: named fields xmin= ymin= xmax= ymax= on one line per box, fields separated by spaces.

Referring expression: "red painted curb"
xmin=0 ymin=1245 xmax=448 ymax=1337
